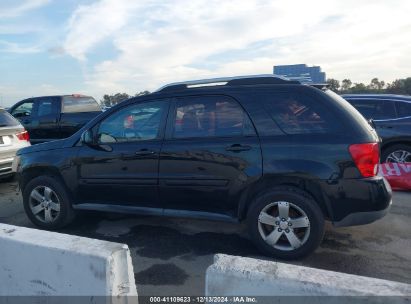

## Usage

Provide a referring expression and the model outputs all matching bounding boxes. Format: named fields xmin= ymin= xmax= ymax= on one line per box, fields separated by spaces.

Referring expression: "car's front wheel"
xmin=247 ymin=186 xmax=324 ymax=260
xmin=23 ymin=175 xmax=75 ymax=229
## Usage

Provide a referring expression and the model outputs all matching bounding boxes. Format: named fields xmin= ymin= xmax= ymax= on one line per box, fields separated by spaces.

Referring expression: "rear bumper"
xmin=0 ymin=157 xmax=14 ymax=177
xmin=333 ymin=199 xmax=392 ymax=227
xmin=319 ymin=176 xmax=392 ymax=227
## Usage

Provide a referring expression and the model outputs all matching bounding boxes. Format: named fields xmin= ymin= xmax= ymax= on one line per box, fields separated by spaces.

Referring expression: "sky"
xmin=0 ymin=0 xmax=411 ymax=106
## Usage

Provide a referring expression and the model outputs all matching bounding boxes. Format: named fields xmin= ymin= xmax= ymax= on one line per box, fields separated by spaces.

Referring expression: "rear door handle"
xmin=225 ymin=144 xmax=252 ymax=152
xmin=135 ymin=149 xmax=156 ymax=156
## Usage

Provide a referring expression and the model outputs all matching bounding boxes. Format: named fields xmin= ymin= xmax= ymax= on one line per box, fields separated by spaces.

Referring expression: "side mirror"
xmin=80 ymin=130 xmax=113 ymax=152
xmin=81 ymin=129 xmax=94 ymax=145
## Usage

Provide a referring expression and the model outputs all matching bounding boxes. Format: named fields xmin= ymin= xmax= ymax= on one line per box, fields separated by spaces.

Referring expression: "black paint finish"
xmin=16 ymin=83 xmax=391 ymax=225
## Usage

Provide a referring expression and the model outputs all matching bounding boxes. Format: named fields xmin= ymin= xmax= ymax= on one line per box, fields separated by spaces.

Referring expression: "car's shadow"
xmin=58 ymin=210 xmax=411 ymax=288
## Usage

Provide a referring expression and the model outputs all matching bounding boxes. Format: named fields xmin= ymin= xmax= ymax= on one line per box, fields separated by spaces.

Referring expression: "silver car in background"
xmin=0 ymin=108 xmax=30 ymax=181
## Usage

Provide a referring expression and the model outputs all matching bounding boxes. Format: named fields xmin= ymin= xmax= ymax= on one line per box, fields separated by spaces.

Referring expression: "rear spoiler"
xmin=309 ymin=83 xmax=330 ymax=90
xmin=368 ymin=118 xmax=376 ymax=129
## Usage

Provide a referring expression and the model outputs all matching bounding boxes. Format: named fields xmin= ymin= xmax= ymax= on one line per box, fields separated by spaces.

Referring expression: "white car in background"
xmin=0 ymin=108 xmax=30 ymax=181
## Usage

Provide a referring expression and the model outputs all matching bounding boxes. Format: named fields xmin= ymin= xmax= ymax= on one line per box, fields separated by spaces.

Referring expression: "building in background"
xmin=273 ymin=64 xmax=326 ymax=83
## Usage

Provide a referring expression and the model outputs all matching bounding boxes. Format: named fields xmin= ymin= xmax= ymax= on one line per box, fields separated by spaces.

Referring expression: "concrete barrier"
xmin=206 ymin=254 xmax=411 ymax=301
xmin=0 ymin=223 xmax=137 ymax=298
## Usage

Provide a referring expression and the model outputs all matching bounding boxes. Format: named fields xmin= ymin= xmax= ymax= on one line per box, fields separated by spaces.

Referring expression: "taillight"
xmin=349 ymin=143 xmax=380 ymax=177
xmin=16 ymin=130 xmax=30 ymax=142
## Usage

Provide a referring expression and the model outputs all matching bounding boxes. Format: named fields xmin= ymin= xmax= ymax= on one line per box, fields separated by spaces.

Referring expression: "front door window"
xmin=97 ymin=100 xmax=168 ymax=144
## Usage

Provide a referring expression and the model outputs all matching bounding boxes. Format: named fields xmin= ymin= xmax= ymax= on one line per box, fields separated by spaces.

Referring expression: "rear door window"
xmin=262 ymin=92 xmax=340 ymax=134
xmin=349 ymin=99 xmax=397 ymax=120
xmin=36 ymin=97 xmax=59 ymax=118
xmin=396 ymin=101 xmax=411 ymax=118
xmin=62 ymin=96 xmax=101 ymax=113
xmin=172 ymin=96 xmax=255 ymax=139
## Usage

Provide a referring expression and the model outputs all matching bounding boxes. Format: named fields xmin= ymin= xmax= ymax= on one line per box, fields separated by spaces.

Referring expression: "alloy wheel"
xmin=386 ymin=150 xmax=411 ymax=163
xmin=29 ymin=186 xmax=61 ymax=223
xmin=258 ymin=201 xmax=310 ymax=251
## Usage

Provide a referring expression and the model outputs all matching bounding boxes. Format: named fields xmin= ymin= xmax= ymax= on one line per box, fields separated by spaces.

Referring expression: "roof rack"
xmin=156 ymin=74 xmax=300 ymax=92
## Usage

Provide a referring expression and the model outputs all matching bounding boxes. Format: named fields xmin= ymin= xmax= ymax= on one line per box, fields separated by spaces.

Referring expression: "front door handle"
xmin=225 ymin=144 xmax=252 ymax=152
xmin=135 ymin=149 xmax=156 ymax=156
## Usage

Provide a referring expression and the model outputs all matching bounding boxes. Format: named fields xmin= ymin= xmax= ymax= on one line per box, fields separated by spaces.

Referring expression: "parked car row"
xmin=12 ymin=75 xmax=392 ymax=260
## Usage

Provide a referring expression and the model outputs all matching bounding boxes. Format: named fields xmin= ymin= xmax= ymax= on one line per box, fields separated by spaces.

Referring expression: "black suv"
xmin=15 ymin=75 xmax=391 ymax=259
xmin=343 ymin=94 xmax=411 ymax=163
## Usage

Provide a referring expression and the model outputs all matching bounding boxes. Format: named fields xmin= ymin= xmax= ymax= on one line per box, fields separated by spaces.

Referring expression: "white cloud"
xmin=63 ymin=0 xmax=142 ymax=60
xmin=0 ymin=40 xmax=41 ymax=53
xmin=0 ymin=24 xmax=45 ymax=35
xmin=0 ymin=0 xmax=50 ymax=19
xmin=62 ymin=0 xmax=411 ymax=98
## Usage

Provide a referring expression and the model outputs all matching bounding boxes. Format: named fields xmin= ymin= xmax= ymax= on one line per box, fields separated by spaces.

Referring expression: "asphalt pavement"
xmin=0 ymin=181 xmax=410 ymax=296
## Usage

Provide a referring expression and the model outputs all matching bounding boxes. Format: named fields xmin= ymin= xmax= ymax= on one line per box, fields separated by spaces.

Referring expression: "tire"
xmin=247 ymin=186 xmax=324 ymax=260
xmin=381 ymin=144 xmax=411 ymax=163
xmin=23 ymin=175 xmax=75 ymax=229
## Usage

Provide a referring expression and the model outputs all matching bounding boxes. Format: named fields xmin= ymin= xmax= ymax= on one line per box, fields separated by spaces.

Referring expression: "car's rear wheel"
xmin=23 ymin=175 xmax=75 ymax=229
xmin=382 ymin=144 xmax=411 ymax=163
xmin=247 ymin=186 xmax=324 ymax=260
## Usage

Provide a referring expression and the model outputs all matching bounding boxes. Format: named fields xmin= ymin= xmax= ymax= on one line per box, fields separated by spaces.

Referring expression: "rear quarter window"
xmin=397 ymin=101 xmax=411 ymax=118
xmin=0 ymin=110 xmax=20 ymax=127
xmin=262 ymin=92 xmax=341 ymax=134
xmin=62 ymin=96 xmax=101 ymax=113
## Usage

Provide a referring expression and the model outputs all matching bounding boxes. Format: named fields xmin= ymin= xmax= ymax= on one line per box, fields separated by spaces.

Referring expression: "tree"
xmin=134 ymin=91 xmax=150 ymax=97
xmin=100 ymin=93 xmax=130 ymax=107
xmin=387 ymin=77 xmax=411 ymax=95
xmin=368 ymin=78 xmax=385 ymax=91
xmin=341 ymin=79 xmax=352 ymax=92
xmin=405 ymin=77 xmax=411 ymax=95
xmin=326 ymin=78 xmax=340 ymax=92
xmin=350 ymin=83 xmax=368 ymax=93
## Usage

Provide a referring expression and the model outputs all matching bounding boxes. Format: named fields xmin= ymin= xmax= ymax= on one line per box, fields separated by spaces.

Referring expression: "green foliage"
xmin=326 ymin=78 xmax=340 ymax=92
xmin=386 ymin=78 xmax=411 ymax=95
xmin=100 ymin=91 xmax=151 ymax=107
xmin=341 ymin=79 xmax=352 ymax=91
xmin=369 ymin=78 xmax=385 ymax=91
xmin=350 ymin=83 xmax=368 ymax=93
xmin=135 ymin=91 xmax=150 ymax=97
xmin=100 ymin=93 xmax=130 ymax=107
xmin=325 ymin=77 xmax=411 ymax=95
